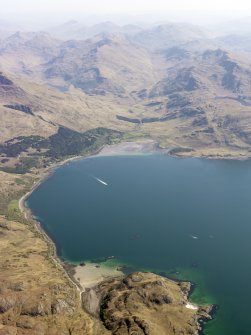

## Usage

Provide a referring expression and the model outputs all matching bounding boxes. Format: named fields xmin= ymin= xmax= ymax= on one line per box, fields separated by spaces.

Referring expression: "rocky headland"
xmin=82 ymin=272 xmax=213 ymax=335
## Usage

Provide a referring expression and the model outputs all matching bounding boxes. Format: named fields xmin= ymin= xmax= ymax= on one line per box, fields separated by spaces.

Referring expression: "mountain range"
xmin=1 ymin=20 xmax=251 ymax=172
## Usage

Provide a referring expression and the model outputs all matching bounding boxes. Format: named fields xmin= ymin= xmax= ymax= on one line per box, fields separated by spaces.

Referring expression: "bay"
xmin=27 ymin=154 xmax=251 ymax=335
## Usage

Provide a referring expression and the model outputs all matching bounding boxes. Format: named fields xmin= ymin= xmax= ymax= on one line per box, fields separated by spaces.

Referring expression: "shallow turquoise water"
xmin=27 ymin=154 xmax=251 ymax=334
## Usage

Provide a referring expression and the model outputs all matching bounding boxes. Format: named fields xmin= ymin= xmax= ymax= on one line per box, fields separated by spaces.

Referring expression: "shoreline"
xmin=18 ymin=139 xmax=246 ymax=294
xmin=17 ymin=139 xmax=217 ymax=333
xmin=73 ymin=262 xmax=124 ymax=291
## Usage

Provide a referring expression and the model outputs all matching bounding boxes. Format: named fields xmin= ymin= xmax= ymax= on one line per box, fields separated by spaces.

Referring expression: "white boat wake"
xmin=91 ymin=175 xmax=108 ymax=186
xmin=190 ymin=235 xmax=198 ymax=239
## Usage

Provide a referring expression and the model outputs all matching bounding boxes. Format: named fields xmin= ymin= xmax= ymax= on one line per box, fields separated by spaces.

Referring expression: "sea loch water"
xmin=27 ymin=154 xmax=251 ymax=335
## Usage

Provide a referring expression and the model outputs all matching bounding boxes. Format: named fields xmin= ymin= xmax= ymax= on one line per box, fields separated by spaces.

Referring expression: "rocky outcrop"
xmin=4 ymin=104 xmax=34 ymax=115
xmin=0 ymin=294 xmax=16 ymax=313
xmin=83 ymin=272 xmax=213 ymax=335
xmin=149 ymin=67 xmax=201 ymax=97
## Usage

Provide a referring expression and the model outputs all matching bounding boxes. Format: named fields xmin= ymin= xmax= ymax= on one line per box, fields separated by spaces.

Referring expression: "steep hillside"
xmin=139 ymin=48 xmax=251 ymax=151
xmin=0 ymin=32 xmax=61 ymax=82
xmin=1 ymin=25 xmax=251 ymax=163
xmin=43 ymin=35 xmax=159 ymax=95
xmin=0 ymin=71 xmax=136 ymax=142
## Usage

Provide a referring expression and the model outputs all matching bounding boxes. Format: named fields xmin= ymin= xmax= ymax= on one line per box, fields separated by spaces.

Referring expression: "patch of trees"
xmin=2 ymin=157 xmax=41 ymax=174
xmin=0 ymin=127 xmax=123 ymax=173
xmin=41 ymin=126 xmax=123 ymax=158
xmin=0 ymin=136 xmax=44 ymax=157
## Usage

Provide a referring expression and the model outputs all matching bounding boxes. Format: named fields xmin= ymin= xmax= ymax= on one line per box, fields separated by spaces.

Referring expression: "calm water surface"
xmin=27 ymin=154 xmax=251 ymax=335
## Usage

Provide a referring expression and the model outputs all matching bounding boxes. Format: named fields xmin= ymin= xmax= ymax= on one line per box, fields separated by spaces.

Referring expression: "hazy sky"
xmin=1 ymin=0 xmax=251 ymax=26
xmin=2 ymin=0 xmax=251 ymax=14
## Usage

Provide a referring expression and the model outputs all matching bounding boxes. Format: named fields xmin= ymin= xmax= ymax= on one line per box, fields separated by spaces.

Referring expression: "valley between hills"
xmin=1 ymin=20 xmax=251 ymax=334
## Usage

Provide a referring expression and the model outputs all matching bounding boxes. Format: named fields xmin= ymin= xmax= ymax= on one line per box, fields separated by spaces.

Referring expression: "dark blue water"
xmin=27 ymin=154 xmax=251 ymax=335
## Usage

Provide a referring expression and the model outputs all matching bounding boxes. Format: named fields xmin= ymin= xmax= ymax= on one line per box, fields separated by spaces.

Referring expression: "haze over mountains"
xmin=1 ymin=18 xmax=251 ymax=170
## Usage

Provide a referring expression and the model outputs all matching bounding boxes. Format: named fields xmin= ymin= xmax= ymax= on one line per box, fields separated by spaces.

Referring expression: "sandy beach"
xmin=74 ymin=263 xmax=124 ymax=291
xmin=97 ymin=140 xmax=160 ymax=156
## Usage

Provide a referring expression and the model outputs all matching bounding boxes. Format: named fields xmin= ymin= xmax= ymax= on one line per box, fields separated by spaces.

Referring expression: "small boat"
xmin=90 ymin=175 xmax=108 ymax=186
xmin=95 ymin=177 xmax=108 ymax=186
